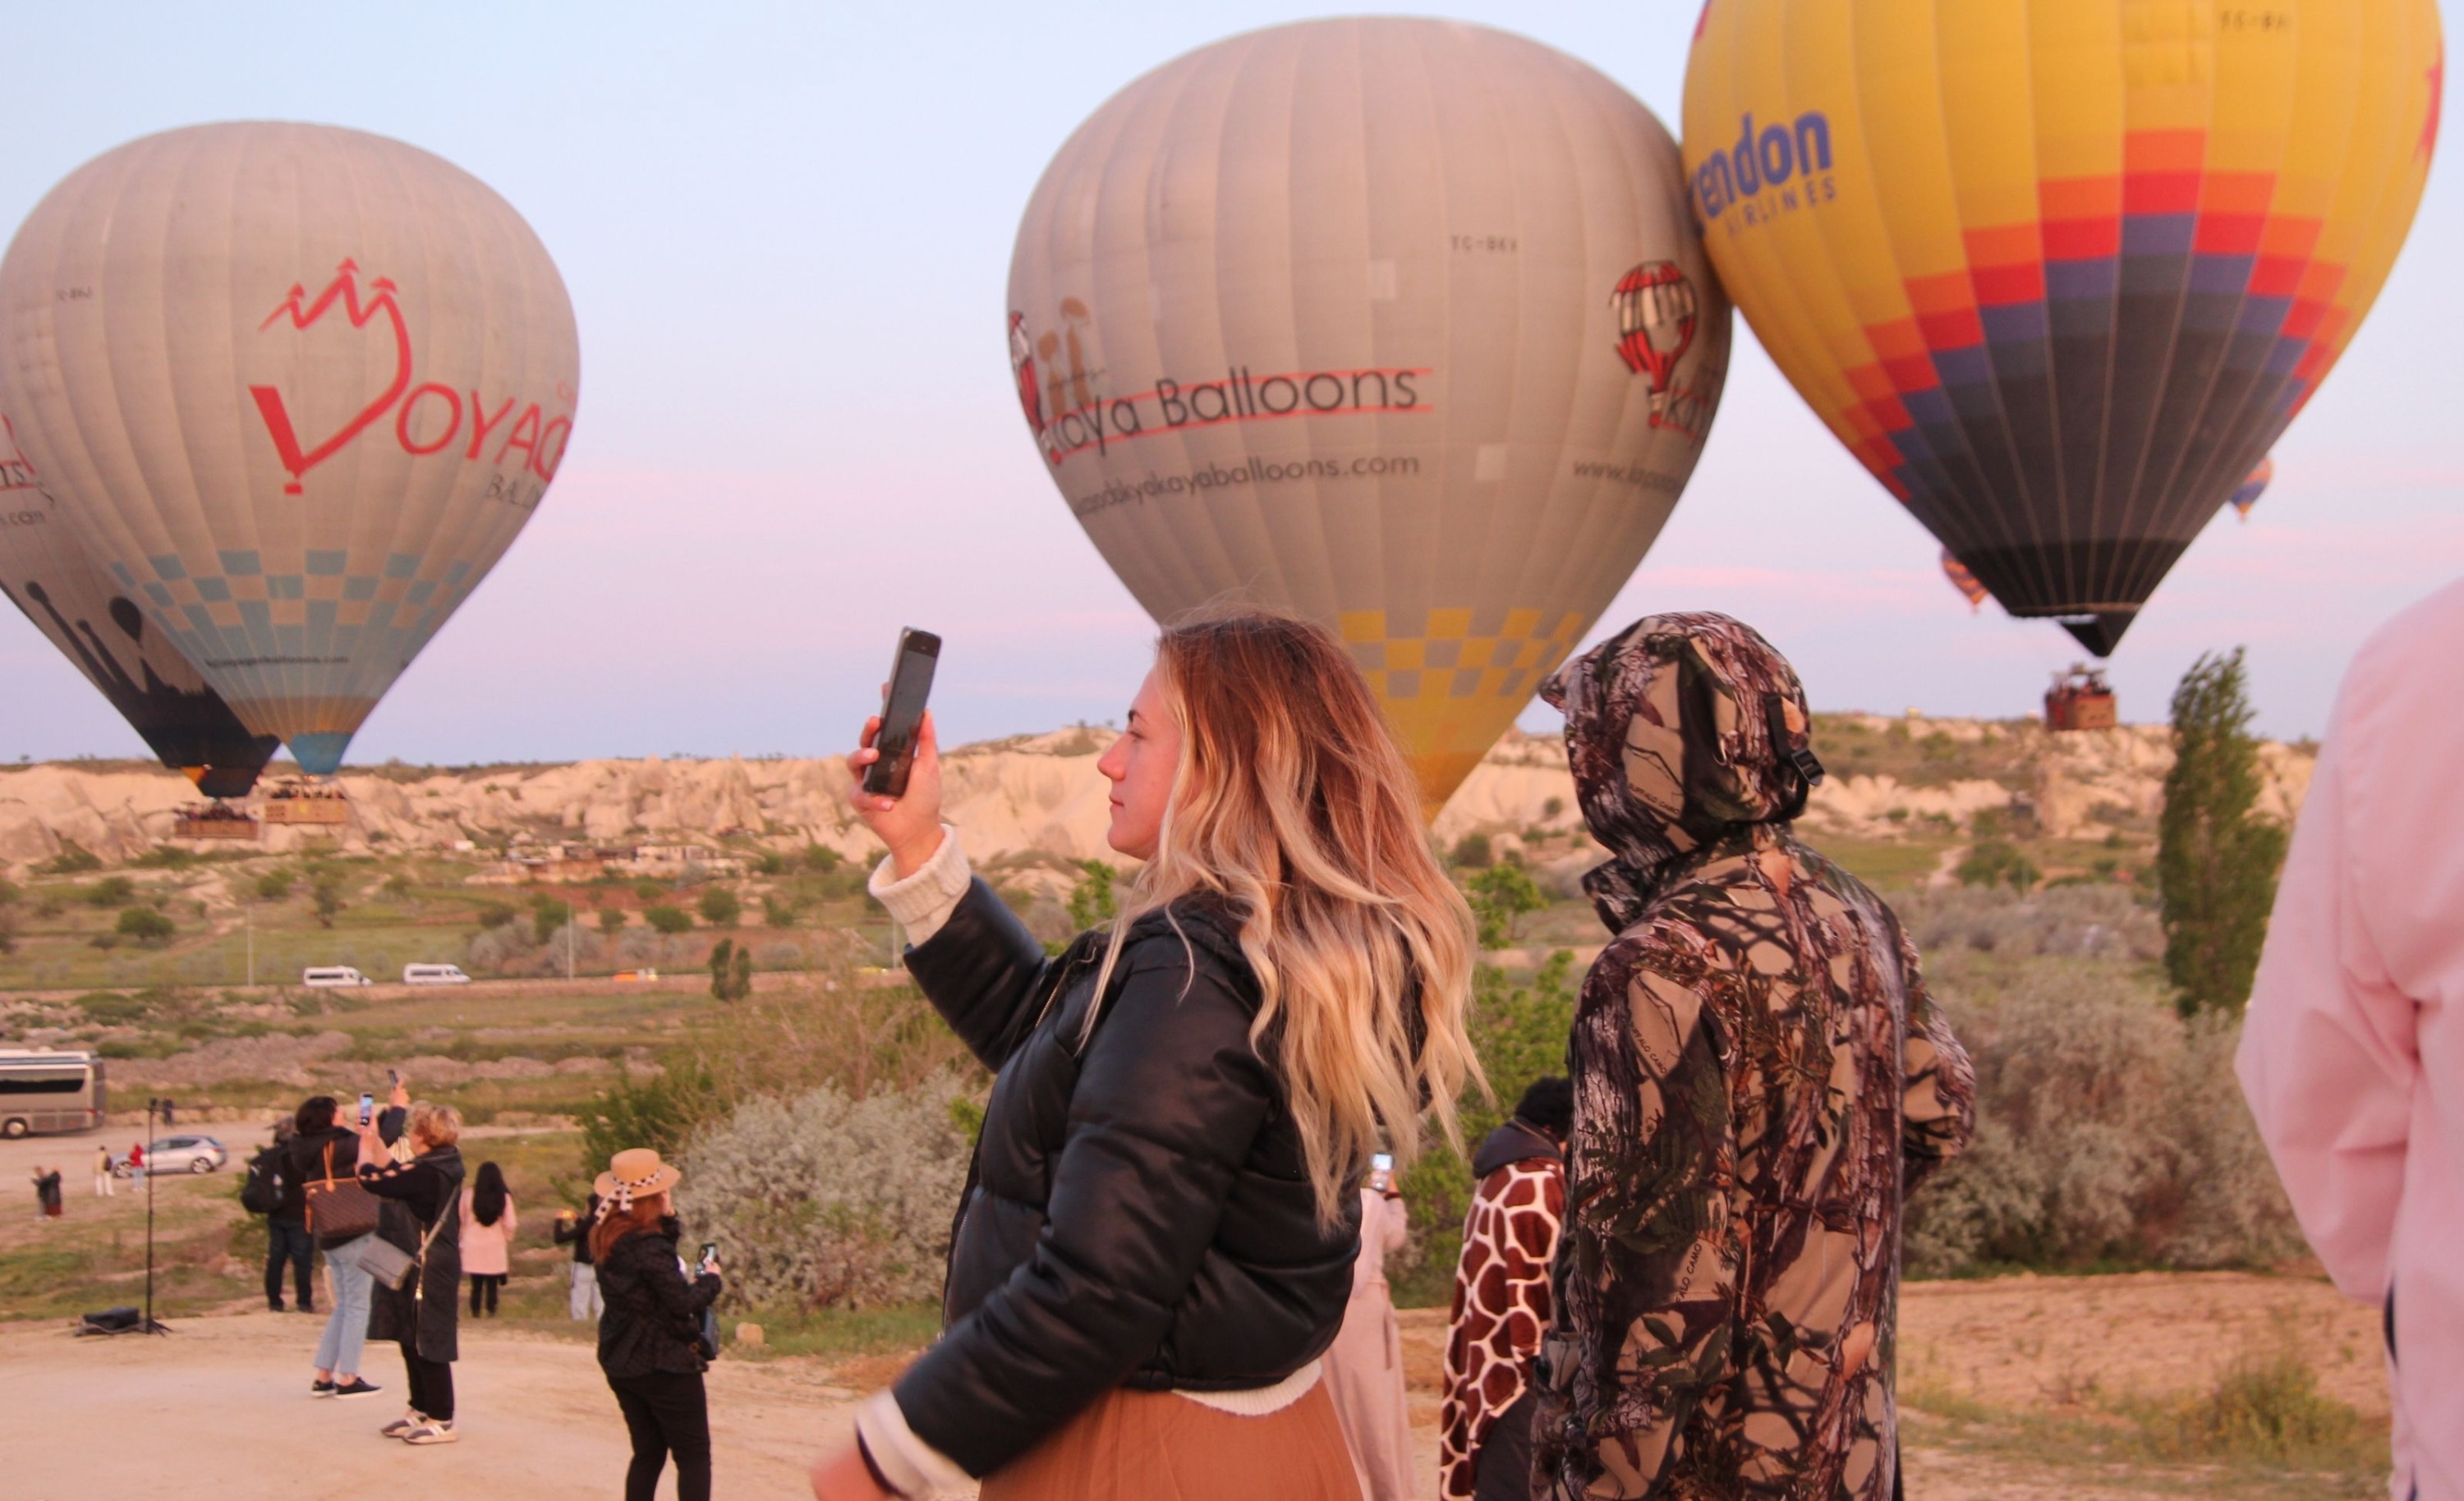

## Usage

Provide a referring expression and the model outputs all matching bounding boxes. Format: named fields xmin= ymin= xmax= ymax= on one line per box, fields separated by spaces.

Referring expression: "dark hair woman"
xmin=287 ymin=1092 xmax=379 ymax=1399
xmin=591 ymin=1148 xmax=723 ymax=1501
xmin=461 ymin=1160 xmax=516 ymax=1317
xmin=809 ymin=612 xmax=1478 ymax=1501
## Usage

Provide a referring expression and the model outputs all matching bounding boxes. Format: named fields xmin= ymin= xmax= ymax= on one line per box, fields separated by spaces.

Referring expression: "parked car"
xmin=142 ymin=1135 xmax=228 ymax=1174
xmin=301 ymin=966 xmax=374 ymax=988
xmin=402 ymin=962 xmax=471 ymax=985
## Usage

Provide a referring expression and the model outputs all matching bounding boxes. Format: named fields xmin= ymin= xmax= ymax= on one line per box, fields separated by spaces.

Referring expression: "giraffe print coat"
xmin=1440 ymin=1120 xmax=1566 ymax=1498
xmin=1529 ymin=613 xmax=1977 ymax=1499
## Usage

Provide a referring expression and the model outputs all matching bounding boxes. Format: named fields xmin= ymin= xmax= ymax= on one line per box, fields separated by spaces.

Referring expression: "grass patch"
xmin=723 ymin=1302 xmax=942 ymax=1363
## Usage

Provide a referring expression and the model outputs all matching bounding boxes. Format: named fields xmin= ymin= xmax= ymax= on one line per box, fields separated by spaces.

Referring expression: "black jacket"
xmin=554 ymin=1191 xmax=603 ymax=1265
xmin=1472 ymin=1118 xmax=1562 ymax=1181
xmin=596 ymin=1218 xmax=722 ymax=1379
xmin=361 ymin=1131 xmax=464 ymax=1363
xmin=892 ymin=880 xmax=1360 ymax=1479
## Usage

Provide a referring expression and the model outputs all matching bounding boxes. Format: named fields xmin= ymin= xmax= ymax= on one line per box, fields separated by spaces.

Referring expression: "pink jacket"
xmin=458 ymin=1187 xmax=517 ymax=1278
xmin=2240 ymin=576 xmax=2464 ymax=1500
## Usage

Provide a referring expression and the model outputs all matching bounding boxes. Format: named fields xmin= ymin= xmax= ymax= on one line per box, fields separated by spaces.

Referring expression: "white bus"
xmin=402 ymin=963 xmax=471 ymax=985
xmin=0 ymin=1049 xmax=107 ymax=1137
xmin=301 ymin=966 xmax=374 ymax=988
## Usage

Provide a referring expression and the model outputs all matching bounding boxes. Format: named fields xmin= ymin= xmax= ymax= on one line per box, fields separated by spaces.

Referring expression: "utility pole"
xmin=143 ymin=1096 xmax=162 ymax=1334
xmin=245 ymin=899 xmax=255 ymax=988
xmin=567 ymin=897 xmax=577 ymax=982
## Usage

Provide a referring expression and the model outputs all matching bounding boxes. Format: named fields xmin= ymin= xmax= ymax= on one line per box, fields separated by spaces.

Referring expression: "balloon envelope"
xmin=2230 ymin=455 xmax=2275 ymax=519
xmin=0 ymin=122 xmax=580 ymax=774
xmin=1685 ymin=0 xmax=2440 ymax=654
xmin=2 ymin=413 xmax=278 ymax=795
xmin=1009 ymin=18 xmax=1730 ymax=812
xmin=1940 ymin=548 xmax=1988 ymax=611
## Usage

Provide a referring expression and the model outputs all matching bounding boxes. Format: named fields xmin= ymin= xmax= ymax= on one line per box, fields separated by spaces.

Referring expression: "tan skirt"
xmin=980 ymin=1382 xmax=1364 ymax=1501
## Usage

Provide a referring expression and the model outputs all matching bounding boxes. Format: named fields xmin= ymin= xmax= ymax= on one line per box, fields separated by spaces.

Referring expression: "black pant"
xmin=468 ymin=1272 xmax=505 ymax=1316
xmin=1473 ymin=1391 xmax=1537 ymax=1501
xmin=399 ymin=1338 xmax=455 ymax=1422
xmin=608 ymin=1369 xmax=711 ymax=1501
xmin=264 ymin=1219 xmax=315 ymax=1311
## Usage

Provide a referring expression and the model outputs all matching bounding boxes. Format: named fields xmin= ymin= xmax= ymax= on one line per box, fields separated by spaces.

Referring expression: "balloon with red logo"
xmin=1010 ymin=19 xmax=1729 ymax=814
xmin=0 ymin=123 xmax=578 ymax=775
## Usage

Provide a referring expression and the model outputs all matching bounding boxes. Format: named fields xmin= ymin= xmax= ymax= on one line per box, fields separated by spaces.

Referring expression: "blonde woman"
xmin=811 ymin=613 xmax=1478 ymax=1501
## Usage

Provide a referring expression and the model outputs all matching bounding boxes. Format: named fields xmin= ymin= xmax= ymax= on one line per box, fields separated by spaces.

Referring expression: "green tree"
xmin=707 ymin=938 xmax=754 ymax=1003
xmin=802 ymin=845 xmax=843 ymax=874
xmin=643 ymin=905 xmax=692 ymax=935
xmin=85 ymin=875 xmax=136 ymax=907
xmin=116 ymin=907 xmax=176 ymax=946
xmin=698 ymin=887 xmax=742 ymax=927
xmin=531 ymin=897 xmax=575 ymax=945
xmin=2158 ymin=648 xmax=2290 ymax=1016
xmin=1066 ymin=861 xmax=1118 ymax=932
xmin=474 ymin=900 xmax=517 ymax=930
xmin=310 ymin=873 xmax=346 ymax=929
xmin=634 ymin=880 xmax=667 ymax=902
xmin=763 ymin=893 xmax=800 ymax=929
xmin=597 ymin=907 xmax=627 ymax=935
xmin=1467 ymin=861 xmax=1547 ymax=948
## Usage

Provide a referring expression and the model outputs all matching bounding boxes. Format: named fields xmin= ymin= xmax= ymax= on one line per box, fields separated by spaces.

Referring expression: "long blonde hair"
xmin=1091 ymin=613 xmax=1481 ymax=1223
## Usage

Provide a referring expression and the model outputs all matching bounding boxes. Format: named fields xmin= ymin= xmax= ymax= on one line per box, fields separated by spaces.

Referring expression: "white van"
xmin=301 ymin=966 xmax=374 ymax=988
xmin=402 ymin=963 xmax=471 ymax=986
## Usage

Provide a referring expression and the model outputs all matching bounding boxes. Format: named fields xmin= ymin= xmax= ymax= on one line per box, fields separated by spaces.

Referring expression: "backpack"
xmin=239 ymin=1147 xmax=283 ymax=1216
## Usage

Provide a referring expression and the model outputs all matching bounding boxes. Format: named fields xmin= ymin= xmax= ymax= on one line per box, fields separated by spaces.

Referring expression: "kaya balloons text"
xmin=1009 ymin=19 xmax=1730 ymax=812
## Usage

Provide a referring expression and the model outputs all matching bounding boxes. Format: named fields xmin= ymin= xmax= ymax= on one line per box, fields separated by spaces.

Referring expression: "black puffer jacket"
xmin=597 ymin=1218 xmax=722 ymax=1379
xmin=893 ymin=880 xmax=1361 ymax=1478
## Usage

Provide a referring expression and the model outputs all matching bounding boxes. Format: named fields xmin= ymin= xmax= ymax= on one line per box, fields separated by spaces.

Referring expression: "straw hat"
xmin=592 ymin=1147 xmax=683 ymax=1215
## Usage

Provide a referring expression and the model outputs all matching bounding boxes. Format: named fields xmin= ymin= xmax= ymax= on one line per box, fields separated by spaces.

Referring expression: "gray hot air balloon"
xmin=1 ymin=413 xmax=278 ymax=796
xmin=1008 ymin=18 xmax=1729 ymax=814
xmin=0 ymin=122 xmax=579 ymax=776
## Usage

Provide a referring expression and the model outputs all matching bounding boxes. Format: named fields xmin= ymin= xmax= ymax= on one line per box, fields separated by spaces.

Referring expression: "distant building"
xmin=463 ymin=840 xmax=742 ymax=887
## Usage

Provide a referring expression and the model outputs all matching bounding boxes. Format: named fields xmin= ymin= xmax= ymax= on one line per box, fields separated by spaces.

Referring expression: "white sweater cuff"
xmin=855 ymin=1389 xmax=974 ymax=1498
xmin=867 ymin=824 xmax=971 ymax=948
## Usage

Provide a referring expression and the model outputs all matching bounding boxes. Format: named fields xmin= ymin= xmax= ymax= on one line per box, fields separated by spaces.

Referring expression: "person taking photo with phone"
xmin=810 ymin=611 xmax=1480 ymax=1501
xmin=355 ymin=1080 xmax=467 ymax=1445
xmin=591 ymin=1147 xmax=724 ymax=1501
xmin=291 ymin=1093 xmax=380 ymax=1399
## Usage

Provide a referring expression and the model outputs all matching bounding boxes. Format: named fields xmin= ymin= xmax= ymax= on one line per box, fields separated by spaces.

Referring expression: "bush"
xmin=1904 ymin=961 xmax=2303 ymax=1274
xmin=1065 ymin=861 xmax=1117 ymax=932
xmin=474 ymin=900 xmax=517 ymax=930
xmin=133 ymin=845 xmax=196 ymax=870
xmin=708 ymin=939 xmax=754 ymax=1003
xmin=635 ymin=880 xmax=667 ymax=902
xmin=1956 ymin=839 xmax=2038 ymax=892
xmin=85 ymin=876 xmax=137 ymax=908
xmin=763 ymin=894 xmax=800 ymax=929
xmin=1896 ymin=884 xmax=2162 ymax=963
xmin=40 ymin=841 xmax=103 ymax=874
xmin=531 ymin=897 xmax=575 ymax=946
xmin=643 ymin=905 xmax=693 ymax=935
xmin=1467 ymin=861 xmax=1545 ymax=948
xmin=1448 ymin=833 xmax=1494 ymax=870
xmin=698 ymin=888 xmax=742 ymax=927
xmin=256 ymin=871 xmax=294 ymax=901
xmin=77 ymin=991 xmax=146 ymax=1025
xmin=683 ymin=1075 xmax=980 ymax=1310
xmin=310 ymin=874 xmax=346 ymax=928
xmin=598 ymin=907 xmax=627 ymax=934
xmin=802 ymin=845 xmax=843 ymax=874
xmin=116 ymin=907 xmax=176 ymax=946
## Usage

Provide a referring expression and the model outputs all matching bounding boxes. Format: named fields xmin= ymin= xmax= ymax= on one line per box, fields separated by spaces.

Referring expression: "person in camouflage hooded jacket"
xmin=1529 ymin=613 xmax=1975 ymax=1500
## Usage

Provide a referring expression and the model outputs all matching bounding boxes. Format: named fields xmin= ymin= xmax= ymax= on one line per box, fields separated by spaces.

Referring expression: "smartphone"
xmin=357 ymin=1092 xmax=375 ymax=1127
xmin=862 ymin=628 xmax=941 ymax=798
xmin=1369 ymin=1151 xmax=1394 ymax=1195
xmin=387 ymin=1067 xmax=400 ymax=1088
xmin=697 ymin=1242 xmax=719 ymax=1269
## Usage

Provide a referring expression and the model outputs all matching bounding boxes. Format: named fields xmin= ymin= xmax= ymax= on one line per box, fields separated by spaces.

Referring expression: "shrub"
xmin=802 ymin=845 xmax=843 ymax=874
xmin=40 ymin=841 xmax=103 ymax=874
xmin=256 ymin=871 xmax=294 ymax=901
xmin=698 ymin=888 xmax=742 ymax=927
xmin=1956 ymin=840 xmax=2038 ymax=892
xmin=753 ymin=851 xmax=785 ymax=877
xmin=682 ymin=1075 xmax=980 ymax=1310
xmin=598 ymin=907 xmax=627 ymax=934
xmin=116 ymin=907 xmax=176 ymax=945
xmin=644 ymin=905 xmax=693 ymax=935
xmin=763 ymin=894 xmax=800 ymax=929
xmin=133 ymin=845 xmax=196 ymax=870
xmin=85 ymin=875 xmax=136 ymax=908
xmin=635 ymin=880 xmax=667 ymax=902
xmin=310 ymin=874 xmax=346 ymax=928
xmin=382 ymin=874 xmax=416 ymax=899
xmin=475 ymin=900 xmax=517 ymax=930
xmin=1448 ymin=833 xmax=1494 ymax=869
xmin=1065 ymin=861 xmax=1117 ymax=932
xmin=77 ymin=991 xmax=146 ymax=1025
xmin=531 ymin=897 xmax=575 ymax=946
xmin=1903 ymin=961 xmax=2303 ymax=1274
xmin=708 ymin=939 xmax=754 ymax=1003
xmin=1467 ymin=861 xmax=1545 ymax=948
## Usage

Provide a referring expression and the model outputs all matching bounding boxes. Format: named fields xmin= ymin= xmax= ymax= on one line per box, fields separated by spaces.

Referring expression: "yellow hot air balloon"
xmin=0 ymin=123 xmax=579 ymax=775
xmin=1685 ymin=0 xmax=2440 ymax=654
xmin=1009 ymin=18 xmax=1730 ymax=813
xmin=2 ymin=412 xmax=278 ymax=796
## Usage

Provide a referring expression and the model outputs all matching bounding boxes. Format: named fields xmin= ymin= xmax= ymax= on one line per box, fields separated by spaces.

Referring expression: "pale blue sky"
xmin=1 ymin=2 xmax=2454 ymax=765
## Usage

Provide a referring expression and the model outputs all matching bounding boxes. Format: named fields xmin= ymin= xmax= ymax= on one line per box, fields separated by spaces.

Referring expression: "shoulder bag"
xmin=364 ymin=1187 xmax=451 ymax=1293
xmin=304 ymin=1142 xmax=381 ymax=1249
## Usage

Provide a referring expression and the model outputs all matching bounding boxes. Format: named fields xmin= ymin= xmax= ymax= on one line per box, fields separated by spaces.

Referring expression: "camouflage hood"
xmin=1538 ymin=612 xmax=1823 ymax=930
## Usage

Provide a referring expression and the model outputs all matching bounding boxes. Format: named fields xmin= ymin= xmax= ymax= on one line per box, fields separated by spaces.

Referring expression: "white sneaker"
xmin=402 ymin=1419 xmax=458 ymax=1445
xmin=379 ymin=1410 xmax=425 ymax=1439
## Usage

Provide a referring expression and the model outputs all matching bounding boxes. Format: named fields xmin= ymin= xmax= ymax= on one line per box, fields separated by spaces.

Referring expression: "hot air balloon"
xmin=1009 ymin=19 xmax=1730 ymax=813
xmin=1940 ymin=549 xmax=1988 ymax=612
xmin=0 ymin=123 xmax=578 ymax=776
xmin=2 ymin=414 xmax=278 ymax=796
xmin=2230 ymin=456 xmax=2275 ymax=520
xmin=1685 ymin=0 xmax=2441 ymax=654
